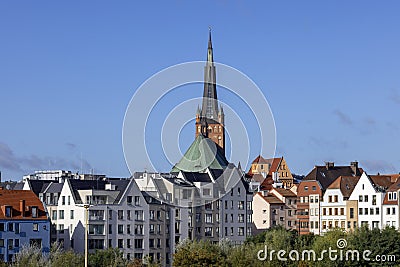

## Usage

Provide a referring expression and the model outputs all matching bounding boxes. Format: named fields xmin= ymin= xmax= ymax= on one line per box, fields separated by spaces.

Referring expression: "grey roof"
xmin=28 ymin=180 xmax=52 ymax=196
xmin=181 ymin=172 xmax=212 ymax=183
xmin=68 ymin=178 xmax=130 ymax=204
xmin=45 ymin=182 xmax=63 ymax=193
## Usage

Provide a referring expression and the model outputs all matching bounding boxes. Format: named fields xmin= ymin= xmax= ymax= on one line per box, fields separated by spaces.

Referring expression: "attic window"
xmin=5 ymin=206 xmax=12 ymax=218
xmin=31 ymin=206 xmax=38 ymax=218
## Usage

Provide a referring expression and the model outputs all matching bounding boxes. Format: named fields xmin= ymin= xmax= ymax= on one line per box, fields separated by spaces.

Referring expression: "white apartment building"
xmin=52 ymin=177 xmax=172 ymax=266
xmin=349 ymin=172 xmax=392 ymax=229
xmin=382 ymin=181 xmax=399 ymax=228
xmin=320 ymin=176 xmax=359 ymax=234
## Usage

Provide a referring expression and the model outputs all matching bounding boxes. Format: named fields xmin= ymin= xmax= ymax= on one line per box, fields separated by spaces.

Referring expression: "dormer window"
xmin=31 ymin=206 xmax=38 ymax=218
xmin=5 ymin=206 xmax=12 ymax=218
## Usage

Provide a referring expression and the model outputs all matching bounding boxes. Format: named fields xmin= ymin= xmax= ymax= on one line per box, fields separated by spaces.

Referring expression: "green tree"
xmin=172 ymin=239 xmax=227 ymax=267
xmin=88 ymin=247 xmax=127 ymax=267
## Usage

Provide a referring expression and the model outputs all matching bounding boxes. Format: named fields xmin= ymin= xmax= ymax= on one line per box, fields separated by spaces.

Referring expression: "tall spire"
xmin=201 ymin=28 xmax=219 ymax=120
xmin=207 ymin=27 xmax=213 ymax=62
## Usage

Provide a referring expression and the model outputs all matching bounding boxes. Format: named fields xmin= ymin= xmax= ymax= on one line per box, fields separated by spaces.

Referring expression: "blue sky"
xmin=1 ymin=1 xmax=400 ymax=180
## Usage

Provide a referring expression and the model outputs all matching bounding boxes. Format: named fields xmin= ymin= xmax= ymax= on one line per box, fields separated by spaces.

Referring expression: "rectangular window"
xmin=32 ymin=206 xmax=38 ymax=218
xmin=8 ymin=223 xmax=13 ymax=232
xmin=334 ymin=195 xmax=338 ymax=202
xmin=359 ymin=208 xmax=363 ymax=215
xmin=70 ymin=210 xmax=74 ymax=219
xmin=59 ymin=210 xmax=64 ymax=220
xmin=0 ymin=223 xmax=4 ymax=232
xmin=328 ymin=196 xmax=332 ymax=203
xmin=89 ymin=239 xmax=104 ymax=249
xmin=376 ymin=208 xmax=379 ymax=215
xmin=205 ymin=214 xmax=213 ymax=223
xmin=238 ymin=201 xmax=245 ymax=210
xmin=5 ymin=206 xmax=11 ymax=217
xmin=89 ymin=225 xmax=105 ymax=235
xmin=118 ymin=239 xmax=123 ymax=249
xmin=359 ymin=195 xmax=363 ymax=202
xmin=364 ymin=208 xmax=368 ymax=215
xmin=134 ymin=196 xmax=140 ymax=206
xmin=118 ymin=210 xmax=123 ymax=220
xmin=205 ymin=227 xmax=213 ymax=237
xmin=62 ymin=196 xmax=65 ymax=205
xmin=372 ymin=195 xmax=376 ymax=205
xmin=52 ymin=210 xmax=57 ymax=220
xmin=370 ymin=208 xmax=374 ymax=215
xmin=58 ymin=224 xmax=63 ymax=233
xmin=15 ymin=223 xmax=19 ymax=234
xmin=134 ymin=224 xmax=143 ymax=235
xmin=350 ymin=208 xmax=354 ymax=219
xmin=364 ymin=195 xmax=368 ymax=202
xmin=118 ymin=224 xmax=123 ymax=234
xmin=238 ymin=227 xmax=244 ymax=236
xmin=127 ymin=196 xmax=132 ymax=204
xmin=149 ymin=210 xmax=155 ymax=220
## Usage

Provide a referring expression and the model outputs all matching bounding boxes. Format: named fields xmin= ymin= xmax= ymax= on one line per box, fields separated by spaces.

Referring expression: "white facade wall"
xmin=349 ymin=173 xmax=384 ymax=229
xmin=320 ymin=188 xmax=346 ymax=234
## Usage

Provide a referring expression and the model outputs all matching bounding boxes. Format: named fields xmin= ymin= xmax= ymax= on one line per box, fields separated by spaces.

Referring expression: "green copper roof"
xmin=171 ymin=135 xmax=228 ymax=173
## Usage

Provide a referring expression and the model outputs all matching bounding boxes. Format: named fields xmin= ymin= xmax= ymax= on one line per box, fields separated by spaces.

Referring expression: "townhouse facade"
xmin=320 ymin=176 xmax=359 ymax=233
xmin=0 ymin=189 xmax=50 ymax=262
xmin=348 ymin=172 xmax=392 ymax=229
xmin=252 ymin=187 xmax=297 ymax=233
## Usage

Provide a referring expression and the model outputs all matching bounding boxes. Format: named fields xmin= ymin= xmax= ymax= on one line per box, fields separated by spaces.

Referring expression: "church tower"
xmin=195 ymin=29 xmax=225 ymax=154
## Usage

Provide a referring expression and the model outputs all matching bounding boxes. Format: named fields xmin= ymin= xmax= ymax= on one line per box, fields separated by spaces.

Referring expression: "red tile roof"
xmin=0 ymin=189 xmax=48 ymax=220
xmin=327 ymin=176 xmax=360 ymax=198
xmin=257 ymin=192 xmax=283 ymax=204
xmin=272 ymin=187 xmax=297 ymax=197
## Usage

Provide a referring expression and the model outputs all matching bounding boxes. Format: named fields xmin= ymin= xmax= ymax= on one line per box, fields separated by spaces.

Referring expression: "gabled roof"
xmin=247 ymin=156 xmax=283 ymax=176
xmin=68 ymin=179 xmax=130 ymax=204
xmin=369 ymin=175 xmax=393 ymax=190
xmin=251 ymin=155 xmax=270 ymax=165
xmin=0 ymin=189 xmax=48 ymax=220
xmin=383 ymin=177 xmax=400 ymax=205
xmin=257 ymin=192 xmax=283 ymax=204
xmin=27 ymin=180 xmax=52 ymax=196
xmin=303 ymin=164 xmax=362 ymax=191
xmin=44 ymin=182 xmax=63 ymax=194
xmin=260 ymin=177 xmax=273 ymax=191
xmin=171 ymin=135 xmax=228 ymax=173
xmin=328 ymin=176 xmax=360 ymax=198
xmin=273 ymin=187 xmax=297 ymax=197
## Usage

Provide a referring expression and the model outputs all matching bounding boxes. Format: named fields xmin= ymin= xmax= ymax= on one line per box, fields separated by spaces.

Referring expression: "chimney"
xmin=325 ymin=162 xmax=334 ymax=170
xmin=262 ymin=190 xmax=269 ymax=197
xmin=350 ymin=161 xmax=358 ymax=175
xmin=20 ymin=200 xmax=25 ymax=217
